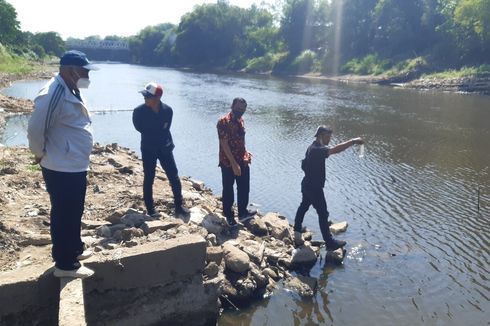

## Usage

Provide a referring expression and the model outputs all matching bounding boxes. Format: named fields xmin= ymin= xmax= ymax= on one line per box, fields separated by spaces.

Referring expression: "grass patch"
xmin=26 ymin=163 xmax=41 ymax=172
xmin=0 ymin=45 xmax=36 ymax=74
xmin=421 ymin=64 xmax=490 ymax=79
xmin=290 ymin=50 xmax=319 ymax=74
xmin=341 ymin=54 xmax=391 ymax=75
xmin=386 ymin=57 xmax=428 ymax=76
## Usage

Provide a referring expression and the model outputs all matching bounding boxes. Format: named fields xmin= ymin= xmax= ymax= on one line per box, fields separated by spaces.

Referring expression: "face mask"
xmin=231 ymin=110 xmax=244 ymax=120
xmin=76 ymin=78 xmax=91 ymax=89
xmin=73 ymin=69 xmax=90 ymax=89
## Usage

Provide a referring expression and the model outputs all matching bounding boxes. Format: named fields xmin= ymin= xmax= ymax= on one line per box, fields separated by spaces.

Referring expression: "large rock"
xmin=285 ymin=276 xmax=316 ymax=297
xmin=240 ymin=240 xmax=263 ymax=265
xmin=189 ymin=178 xmax=205 ymax=191
xmin=144 ymin=219 xmax=183 ymax=234
xmin=246 ymin=217 xmax=268 ymax=236
xmin=20 ymin=233 xmax=51 ymax=246
xmin=105 ymin=209 xmax=126 ymax=224
xmin=121 ymin=212 xmax=146 ymax=227
xmin=201 ymin=213 xmax=224 ymax=234
xmin=206 ymin=246 xmax=224 ymax=265
xmin=81 ymin=219 xmax=109 ymax=230
xmin=223 ymin=243 xmax=250 ymax=274
xmin=261 ymin=213 xmax=291 ymax=240
xmin=291 ymin=245 xmax=317 ymax=265
xmin=330 ymin=221 xmax=348 ymax=234
xmin=189 ymin=207 xmax=206 ymax=224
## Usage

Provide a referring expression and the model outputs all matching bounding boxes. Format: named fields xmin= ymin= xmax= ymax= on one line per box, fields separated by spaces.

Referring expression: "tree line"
xmin=1 ymin=0 xmax=489 ymax=76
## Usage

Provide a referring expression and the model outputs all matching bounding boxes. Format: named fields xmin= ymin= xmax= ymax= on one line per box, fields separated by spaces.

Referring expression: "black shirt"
xmin=132 ymin=102 xmax=174 ymax=152
xmin=302 ymin=140 xmax=330 ymax=188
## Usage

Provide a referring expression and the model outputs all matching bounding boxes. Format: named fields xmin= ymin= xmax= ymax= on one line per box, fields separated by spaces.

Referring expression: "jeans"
xmin=294 ymin=180 xmax=332 ymax=242
xmin=142 ymin=148 xmax=183 ymax=211
xmin=42 ymin=167 xmax=86 ymax=270
xmin=221 ymin=164 xmax=250 ymax=219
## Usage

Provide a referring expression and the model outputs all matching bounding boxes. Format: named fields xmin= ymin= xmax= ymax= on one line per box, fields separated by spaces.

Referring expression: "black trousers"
xmin=42 ymin=167 xmax=86 ymax=270
xmin=221 ymin=164 xmax=250 ymax=219
xmin=142 ymin=148 xmax=183 ymax=211
xmin=294 ymin=180 xmax=332 ymax=242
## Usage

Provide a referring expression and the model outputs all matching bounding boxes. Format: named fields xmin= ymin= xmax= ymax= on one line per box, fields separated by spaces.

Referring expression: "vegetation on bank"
xmin=421 ymin=64 xmax=490 ymax=79
xmin=1 ymin=0 xmax=490 ymax=81
xmin=0 ymin=44 xmax=35 ymax=74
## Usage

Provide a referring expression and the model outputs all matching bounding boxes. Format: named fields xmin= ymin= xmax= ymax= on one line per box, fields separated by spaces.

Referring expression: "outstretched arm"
xmin=329 ymin=137 xmax=364 ymax=155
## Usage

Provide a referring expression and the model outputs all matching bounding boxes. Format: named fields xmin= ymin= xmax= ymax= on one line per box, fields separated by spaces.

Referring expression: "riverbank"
xmin=0 ymin=143 xmax=348 ymax=323
xmin=0 ymin=69 xmax=56 ymax=133
xmin=298 ymin=72 xmax=490 ymax=94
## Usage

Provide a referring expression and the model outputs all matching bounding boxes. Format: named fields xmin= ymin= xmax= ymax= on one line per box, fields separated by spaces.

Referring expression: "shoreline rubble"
xmin=0 ymin=143 xmax=347 ymax=314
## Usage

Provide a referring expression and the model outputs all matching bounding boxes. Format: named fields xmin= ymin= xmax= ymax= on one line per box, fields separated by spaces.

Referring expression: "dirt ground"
xmin=0 ymin=144 xmax=187 ymax=272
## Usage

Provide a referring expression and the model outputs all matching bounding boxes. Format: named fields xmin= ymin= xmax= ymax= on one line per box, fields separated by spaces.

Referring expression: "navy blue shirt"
xmin=302 ymin=140 xmax=330 ymax=188
xmin=132 ymin=102 xmax=174 ymax=152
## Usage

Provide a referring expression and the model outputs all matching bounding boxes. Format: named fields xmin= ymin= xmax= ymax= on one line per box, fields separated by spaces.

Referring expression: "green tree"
xmin=174 ymin=2 xmax=248 ymax=66
xmin=32 ymin=32 xmax=65 ymax=57
xmin=371 ymin=0 xmax=427 ymax=57
xmin=279 ymin=0 xmax=316 ymax=56
xmin=0 ymin=0 xmax=21 ymax=45
xmin=232 ymin=5 xmax=279 ymax=68
xmin=323 ymin=0 xmax=378 ymax=73
xmin=129 ymin=23 xmax=175 ymax=65
xmin=454 ymin=0 xmax=490 ymax=60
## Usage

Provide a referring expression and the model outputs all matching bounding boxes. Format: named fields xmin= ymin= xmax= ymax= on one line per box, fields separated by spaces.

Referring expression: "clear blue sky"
xmin=7 ymin=0 xmax=272 ymax=39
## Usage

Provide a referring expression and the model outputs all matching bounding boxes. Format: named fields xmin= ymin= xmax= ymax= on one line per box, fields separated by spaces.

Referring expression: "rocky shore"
xmin=300 ymin=72 xmax=490 ymax=95
xmin=0 ymin=144 xmax=347 ymax=311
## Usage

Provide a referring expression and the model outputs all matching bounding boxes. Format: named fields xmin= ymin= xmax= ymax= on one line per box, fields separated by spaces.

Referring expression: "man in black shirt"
xmin=132 ymin=82 xmax=190 ymax=218
xmin=294 ymin=126 xmax=363 ymax=250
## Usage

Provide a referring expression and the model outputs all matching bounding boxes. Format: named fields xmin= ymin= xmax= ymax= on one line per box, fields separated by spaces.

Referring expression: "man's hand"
xmin=33 ymin=156 xmax=42 ymax=164
xmin=232 ymin=162 xmax=242 ymax=176
xmin=244 ymin=152 xmax=253 ymax=165
xmin=352 ymin=137 xmax=364 ymax=145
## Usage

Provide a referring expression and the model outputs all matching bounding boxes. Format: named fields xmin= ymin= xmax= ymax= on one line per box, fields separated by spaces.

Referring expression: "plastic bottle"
xmin=359 ymin=144 xmax=365 ymax=158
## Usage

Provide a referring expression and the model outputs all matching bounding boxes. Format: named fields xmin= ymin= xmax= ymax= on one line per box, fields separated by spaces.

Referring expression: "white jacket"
xmin=27 ymin=75 xmax=93 ymax=172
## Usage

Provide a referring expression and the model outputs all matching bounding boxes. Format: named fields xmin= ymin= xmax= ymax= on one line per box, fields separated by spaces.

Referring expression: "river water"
xmin=2 ymin=63 xmax=489 ymax=326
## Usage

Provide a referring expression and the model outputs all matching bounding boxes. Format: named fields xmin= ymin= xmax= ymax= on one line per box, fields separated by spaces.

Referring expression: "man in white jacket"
xmin=27 ymin=50 xmax=98 ymax=278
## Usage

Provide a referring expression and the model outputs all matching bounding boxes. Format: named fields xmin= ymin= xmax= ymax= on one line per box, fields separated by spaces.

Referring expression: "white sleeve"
xmin=27 ymin=96 xmax=48 ymax=158
xmin=27 ymin=92 xmax=62 ymax=158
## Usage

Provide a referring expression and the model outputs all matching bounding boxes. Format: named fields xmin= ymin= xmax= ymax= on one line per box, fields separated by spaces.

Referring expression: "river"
xmin=1 ymin=63 xmax=489 ymax=326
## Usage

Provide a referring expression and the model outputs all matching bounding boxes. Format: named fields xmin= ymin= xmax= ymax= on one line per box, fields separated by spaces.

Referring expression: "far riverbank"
xmin=1 ymin=65 xmax=489 ymax=133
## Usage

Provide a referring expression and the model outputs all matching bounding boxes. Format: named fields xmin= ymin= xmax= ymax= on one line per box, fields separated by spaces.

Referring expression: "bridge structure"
xmin=66 ymin=40 xmax=131 ymax=62
xmin=66 ymin=40 xmax=129 ymax=50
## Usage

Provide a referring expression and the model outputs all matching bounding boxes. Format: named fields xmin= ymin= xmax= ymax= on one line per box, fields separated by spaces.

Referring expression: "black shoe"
xmin=238 ymin=209 xmax=256 ymax=222
xmin=147 ymin=208 xmax=161 ymax=218
xmin=175 ymin=205 xmax=190 ymax=218
xmin=227 ymin=217 xmax=238 ymax=227
xmin=325 ymin=238 xmax=347 ymax=251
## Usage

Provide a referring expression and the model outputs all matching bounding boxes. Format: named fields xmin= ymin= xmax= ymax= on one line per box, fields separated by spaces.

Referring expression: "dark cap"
xmin=314 ymin=125 xmax=333 ymax=137
xmin=60 ymin=50 xmax=98 ymax=70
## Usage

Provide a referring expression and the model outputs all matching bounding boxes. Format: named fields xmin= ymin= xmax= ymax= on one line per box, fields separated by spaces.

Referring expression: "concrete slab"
xmin=0 ymin=263 xmax=59 ymax=325
xmin=59 ymin=278 xmax=86 ymax=326
xmin=1 ymin=234 xmax=210 ymax=325
xmin=83 ymin=234 xmax=207 ymax=292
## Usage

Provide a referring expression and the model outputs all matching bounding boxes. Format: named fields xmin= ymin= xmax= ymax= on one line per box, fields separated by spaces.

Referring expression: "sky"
xmin=7 ymin=0 xmax=270 ymax=40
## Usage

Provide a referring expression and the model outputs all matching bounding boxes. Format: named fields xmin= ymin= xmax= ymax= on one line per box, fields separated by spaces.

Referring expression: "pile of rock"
xmin=0 ymin=143 xmax=348 ymax=308
xmin=82 ymin=204 xmax=347 ymax=307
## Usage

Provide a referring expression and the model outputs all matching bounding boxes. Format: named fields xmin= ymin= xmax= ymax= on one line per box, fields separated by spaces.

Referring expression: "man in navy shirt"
xmin=294 ymin=126 xmax=363 ymax=250
xmin=132 ymin=82 xmax=190 ymax=218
